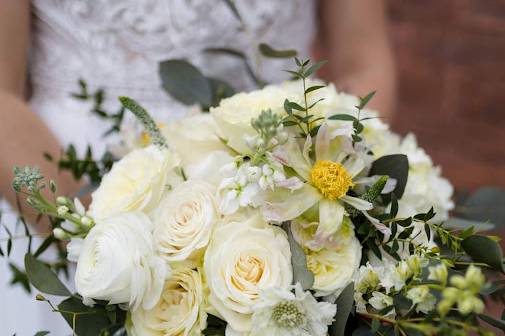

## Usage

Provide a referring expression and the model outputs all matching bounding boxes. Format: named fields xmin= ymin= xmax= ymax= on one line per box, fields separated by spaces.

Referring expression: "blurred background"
xmin=388 ymin=0 xmax=505 ymax=191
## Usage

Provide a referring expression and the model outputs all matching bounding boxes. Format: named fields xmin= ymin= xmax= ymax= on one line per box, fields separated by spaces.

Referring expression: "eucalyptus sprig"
xmin=282 ymin=58 xmax=327 ymax=137
xmin=328 ymin=90 xmax=377 ymax=145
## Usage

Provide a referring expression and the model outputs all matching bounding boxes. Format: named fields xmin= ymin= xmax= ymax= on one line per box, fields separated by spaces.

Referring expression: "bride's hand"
xmin=0 ymin=0 xmax=83 ymax=231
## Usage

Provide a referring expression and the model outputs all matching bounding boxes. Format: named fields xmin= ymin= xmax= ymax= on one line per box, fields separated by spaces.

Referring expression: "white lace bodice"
xmin=30 ymin=0 xmax=316 ymax=154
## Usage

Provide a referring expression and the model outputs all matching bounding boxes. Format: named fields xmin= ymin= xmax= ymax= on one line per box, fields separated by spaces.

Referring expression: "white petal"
xmin=341 ymin=195 xmax=373 ymax=210
xmin=283 ymin=138 xmax=312 ymax=181
xmin=343 ymin=156 xmax=366 ymax=178
xmin=316 ymin=200 xmax=345 ymax=239
xmin=263 ymin=184 xmax=321 ymax=222
xmin=362 ymin=211 xmax=392 ymax=237
xmin=315 ymin=123 xmax=331 ymax=161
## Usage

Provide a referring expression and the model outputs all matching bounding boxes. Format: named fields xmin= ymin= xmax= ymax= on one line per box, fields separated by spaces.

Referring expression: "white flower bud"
xmin=53 ymin=228 xmax=67 ymax=240
xmin=56 ymin=196 xmax=67 ymax=205
xmin=220 ymin=162 xmax=238 ymax=177
xmin=57 ymin=206 xmax=69 ymax=216
xmin=81 ymin=216 xmax=93 ymax=227
xmin=247 ymin=166 xmax=262 ymax=182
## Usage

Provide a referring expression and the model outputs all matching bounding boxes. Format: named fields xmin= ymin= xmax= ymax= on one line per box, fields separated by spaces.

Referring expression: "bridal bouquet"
xmin=10 ymin=58 xmax=505 ymax=336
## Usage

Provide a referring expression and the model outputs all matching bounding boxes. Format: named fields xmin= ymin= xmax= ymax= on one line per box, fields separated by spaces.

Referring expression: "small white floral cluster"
xmin=354 ymin=255 xmax=434 ymax=317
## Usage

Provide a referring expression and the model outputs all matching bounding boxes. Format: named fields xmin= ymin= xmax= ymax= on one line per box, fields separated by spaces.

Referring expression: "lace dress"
xmin=0 ymin=0 xmax=316 ymax=334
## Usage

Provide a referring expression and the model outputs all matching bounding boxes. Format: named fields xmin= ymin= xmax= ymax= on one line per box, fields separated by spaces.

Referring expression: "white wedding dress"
xmin=0 ymin=0 xmax=316 ymax=334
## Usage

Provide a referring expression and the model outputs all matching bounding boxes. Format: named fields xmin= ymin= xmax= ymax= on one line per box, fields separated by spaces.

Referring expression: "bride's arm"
xmin=0 ymin=0 xmax=80 ymax=227
xmin=318 ymin=0 xmax=397 ymax=120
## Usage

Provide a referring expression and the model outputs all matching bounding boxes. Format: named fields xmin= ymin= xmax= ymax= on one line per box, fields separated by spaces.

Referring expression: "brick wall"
xmin=388 ymin=0 xmax=505 ymax=191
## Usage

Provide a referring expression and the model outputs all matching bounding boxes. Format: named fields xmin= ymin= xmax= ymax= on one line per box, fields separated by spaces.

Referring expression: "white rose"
xmin=153 ymin=180 xmax=218 ymax=263
xmin=211 ymin=85 xmax=297 ymax=154
xmin=129 ymin=267 xmax=207 ymax=336
xmin=306 ymin=236 xmax=362 ymax=297
xmin=204 ymin=212 xmax=292 ymax=333
xmin=89 ymin=145 xmax=180 ymax=220
xmin=75 ymin=212 xmax=168 ymax=310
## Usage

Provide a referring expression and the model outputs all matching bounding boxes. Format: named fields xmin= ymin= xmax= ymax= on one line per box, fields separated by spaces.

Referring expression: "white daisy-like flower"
xmin=250 ymin=283 xmax=336 ymax=336
xmin=264 ymin=123 xmax=373 ymax=240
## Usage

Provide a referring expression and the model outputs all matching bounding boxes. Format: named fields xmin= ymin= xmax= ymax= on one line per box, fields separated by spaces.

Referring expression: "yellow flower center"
xmin=310 ymin=160 xmax=354 ymax=200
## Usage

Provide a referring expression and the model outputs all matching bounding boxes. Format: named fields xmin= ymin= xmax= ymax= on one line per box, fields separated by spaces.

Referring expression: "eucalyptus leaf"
xmin=159 ymin=59 xmax=212 ymax=107
xmin=303 ymin=60 xmax=327 ymax=78
xmin=58 ymin=297 xmax=113 ymax=336
xmin=455 ymin=187 xmax=505 ymax=227
xmin=327 ymin=114 xmax=357 ymax=121
xmin=357 ymin=91 xmax=376 ymax=110
xmin=461 ymin=235 xmax=504 ymax=273
xmin=208 ymin=77 xmax=235 ymax=107
xmin=258 ymin=43 xmax=297 ymax=58
xmin=444 ymin=217 xmax=494 ymax=232
xmin=369 ymin=154 xmax=409 ymax=201
xmin=34 ymin=332 xmax=50 ymax=336
xmin=329 ymin=283 xmax=354 ymax=336
xmin=281 ymin=222 xmax=314 ymax=290
xmin=24 ymin=253 xmax=70 ymax=296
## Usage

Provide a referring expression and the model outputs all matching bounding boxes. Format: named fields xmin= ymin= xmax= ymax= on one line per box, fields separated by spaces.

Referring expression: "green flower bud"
xmin=428 ymin=263 xmax=448 ymax=285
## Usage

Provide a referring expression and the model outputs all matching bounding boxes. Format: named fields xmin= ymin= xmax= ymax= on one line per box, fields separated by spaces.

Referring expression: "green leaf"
xmin=58 ymin=297 xmax=112 ymax=336
xmin=24 ymin=253 xmax=70 ymax=296
xmin=205 ymin=48 xmax=265 ymax=87
xmin=202 ymin=314 xmax=227 ymax=335
xmin=33 ymin=235 xmax=56 ymax=258
xmin=369 ymin=154 xmax=409 ymax=201
xmin=208 ymin=77 xmax=235 ymax=108
xmin=305 ymin=85 xmax=326 ymax=94
xmin=303 ymin=60 xmax=327 ymax=78
xmin=9 ymin=262 xmax=31 ymax=293
xmin=258 ymin=43 xmax=297 ymax=58
xmin=223 ymin=0 xmax=243 ymax=25
xmin=119 ymin=97 xmax=168 ymax=148
xmin=455 ymin=187 xmax=505 ymax=227
xmin=357 ymin=91 xmax=376 ymax=110
xmin=352 ymin=326 xmax=373 ymax=336
xmin=327 ymin=114 xmax=357 ymax=121
xmin=329 ymin=283 xmax=354 ymax=336
xmin=159 ymin=59 xmax=212 ymax=107
xmin=34 ymin=332 xmax=50 ymax=336
xmin=478 ymin=314 xmax=505 ymax=332
xmin=282 ymin=222 xmax=314 ymax=290
xmin=461 ymin=235 xmax=505 ymax=273
xmin=444 ymin=217 xmax=494 ymax=232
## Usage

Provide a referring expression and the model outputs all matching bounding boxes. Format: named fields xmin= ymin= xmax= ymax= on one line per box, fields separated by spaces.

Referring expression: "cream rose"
xmin=75 ymin=212 xmax=168 ymax=310
xmin=306 ymin=236 xmax=362 ymax=297
xmin=129 ymin=267 xmax=206 ymax=336
xmin=89 ymin=145 xmax=180 ymax=220
xmin=153 ymin=180 xmax=218 ymax=263
xmin=210 ymin=85 xmax=297 ymax=154
xmin=204 ymin=212 xmax=292 ymax=333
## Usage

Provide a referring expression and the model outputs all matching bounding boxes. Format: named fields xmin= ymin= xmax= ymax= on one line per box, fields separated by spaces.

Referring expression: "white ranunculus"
xmin=162 ymin=114 xmax=234 ymax=185
xmin=204 ymin=212 xmax=293 ymax=333
xmin=251 ymin=283 xmax=336 ymax=336
xmin=210 ymin=85 xmax=297 ymax=154
xmin=153 ymin=180 xmax=218 ymax=263
xmin=306 ymin=236 xmax=362 ymax=297
xmin=89 ymin=145 xmax=180 ymax=220
xmin=129 ymin=267 xmax=207 ymax=336
xmin=75 ymin=212 xmax=168 ymax=310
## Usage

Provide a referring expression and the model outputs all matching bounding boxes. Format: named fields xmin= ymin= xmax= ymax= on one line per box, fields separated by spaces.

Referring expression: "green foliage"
xmin=282 ymin=222 xmax=314 ymax=290
xmin=119 ymin=97 xmax=168 ymax=148
xmin=159 ymin=59 xmax=236 ymax=110
xmin=58 ymin=297 xmax=124 ymax=336
xmin=369 ymin=154 xmax=409 ymax=201
xmin=281 ymin=58 xmax=328 ymax=137
xmin=202 ymin=314 xmax=227 ymax=335
xmin=462 ymin=235 xmax=504 ymax=273
xmin=34 ymin=332 xmax=50 ymax=336
xmin=71 ymin=79 xmax=126 ymax=136
xmin=454 ymin=187 xmax=505 ymax=228
xmin=205 ymin=47 xmax=266 ymax=88
xmin=25 ymin=253 xmax=70 ymax=296
xmin=259 ymin=43 xmax=297 ymax=58
xmin=329 ymin=283 xmax=355 ymax=336
xmin=8 ymin=262 xmax=31 ymax=293
xmin=45 ymin=145 xmax=114 ymax=185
